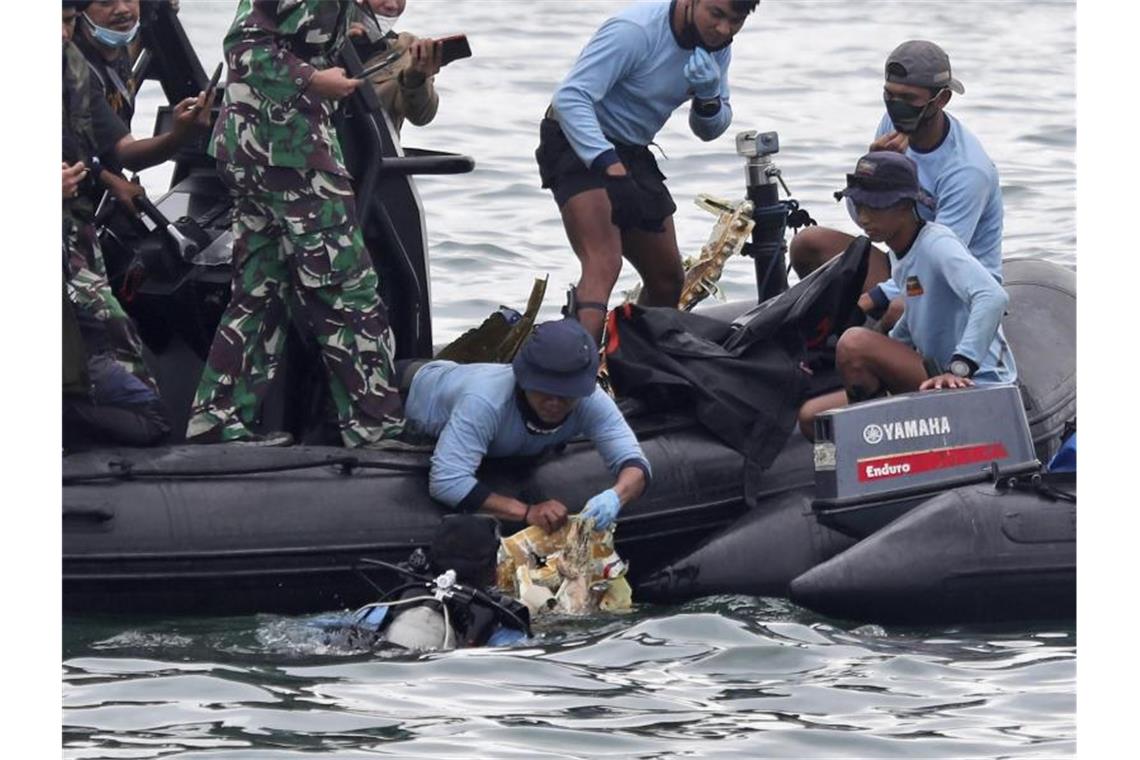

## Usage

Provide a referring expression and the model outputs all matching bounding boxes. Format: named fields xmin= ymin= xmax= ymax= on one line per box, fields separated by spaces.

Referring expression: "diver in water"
xmin=536 ymin=0 xmax=761 ymax=343
xmin=400 ymin=319 xmax=651 ymax=533
xmin=348 ymin=0 xmax=444 ymax=135
xmin=789 ymin=40 xmax=1004 ymax=331
xmin=336 ymin=515 xmax=532 ymax=651
xmin=796 ymin=152 xmax=1017 ymax=439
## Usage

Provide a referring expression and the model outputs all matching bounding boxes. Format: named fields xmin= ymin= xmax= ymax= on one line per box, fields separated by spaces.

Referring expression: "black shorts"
xmin=535 ymin=116 xmax=677 ymax=226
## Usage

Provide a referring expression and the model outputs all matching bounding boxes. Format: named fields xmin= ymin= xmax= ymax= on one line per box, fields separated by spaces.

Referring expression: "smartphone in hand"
xmin=439 ymin=34 xmax=471 ymax=67
xmin=206 ymin=62 xmax=224 ymax=94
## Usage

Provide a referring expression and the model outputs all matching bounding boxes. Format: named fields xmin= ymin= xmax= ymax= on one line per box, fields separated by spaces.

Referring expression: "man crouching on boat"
xmin=402 ymin=319 xmax=650 ymax=533
xmin=797 ymin=152 xmax=1017 ymax=439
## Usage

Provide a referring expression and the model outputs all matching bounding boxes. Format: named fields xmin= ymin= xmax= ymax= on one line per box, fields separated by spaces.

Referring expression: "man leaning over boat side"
xmin=348 ymin=0 xmax=442 ymax=136
xmin=536 ymin=0 xmax=760 ymax=344
xmin=186 ymin=0 xmax=405 ymax=448
xmin=61 ymin=0 xmax=211 ymax=412
xmin=399 ymin=319 xmax=651 ymax=534
xmin=796 ymin=152 xmax=1017 ymax=439
xmin=789 ymin=40 xmax=1003 ymax=331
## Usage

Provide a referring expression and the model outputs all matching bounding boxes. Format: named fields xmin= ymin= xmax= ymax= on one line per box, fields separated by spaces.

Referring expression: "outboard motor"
xmin=811 ymin=385 xmax=1039 ymax=538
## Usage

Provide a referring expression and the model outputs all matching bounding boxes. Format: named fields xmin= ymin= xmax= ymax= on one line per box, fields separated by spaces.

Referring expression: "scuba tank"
xmin=348 ymin=515 xmax=532 ymax=650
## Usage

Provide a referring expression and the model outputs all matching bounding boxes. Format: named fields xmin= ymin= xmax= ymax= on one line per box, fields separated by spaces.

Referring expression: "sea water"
xmin=65 ymin=1 xmax=1076 ymax=757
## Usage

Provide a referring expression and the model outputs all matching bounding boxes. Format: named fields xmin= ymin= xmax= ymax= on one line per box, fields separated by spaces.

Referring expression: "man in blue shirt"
xmin=790 ymin=40 xmax=1003 ymax=330
xmin=797 ymin=152 xmax=1016 ymax=439
xmin=535 ymin=0 xmax=760 ymax=343
xmin=404 ymin=319 xmax=651 ymax=533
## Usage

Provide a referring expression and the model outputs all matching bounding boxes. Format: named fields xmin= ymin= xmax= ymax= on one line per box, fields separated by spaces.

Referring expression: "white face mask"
xmin=374 ymin=14 xmax=400 ymax=37
xmin=83 ymin=13 xmax=140 ymax=49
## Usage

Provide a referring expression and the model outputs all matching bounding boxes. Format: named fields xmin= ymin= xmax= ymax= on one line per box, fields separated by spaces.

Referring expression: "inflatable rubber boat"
xmin=62 ymin=7 xmax=1076 ymax=625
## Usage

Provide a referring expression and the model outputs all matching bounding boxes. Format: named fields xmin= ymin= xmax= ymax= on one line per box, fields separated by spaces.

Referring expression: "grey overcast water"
xmin=64 ymin=1 xmax=1076 ymax=758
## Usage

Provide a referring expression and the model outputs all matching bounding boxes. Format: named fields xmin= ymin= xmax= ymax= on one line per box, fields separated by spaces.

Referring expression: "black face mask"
xmin=884 ymin=90 xmax=943 ymax=134
xmin=677 ymin=0 xmax=733 ymax=52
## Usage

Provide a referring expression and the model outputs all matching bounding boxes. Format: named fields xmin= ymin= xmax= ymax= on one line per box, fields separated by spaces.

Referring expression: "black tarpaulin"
xmin=606 ymin=237 xmax=870 ymax=472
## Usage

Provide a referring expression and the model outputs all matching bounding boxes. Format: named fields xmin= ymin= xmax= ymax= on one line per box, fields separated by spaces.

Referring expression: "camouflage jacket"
xmin=63 ymin=40 xmax=98 ymax=224
xmin=210 ymin=0 xmax=353 ymax=176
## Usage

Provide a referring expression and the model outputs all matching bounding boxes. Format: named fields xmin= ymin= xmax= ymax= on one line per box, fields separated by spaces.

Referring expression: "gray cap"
xmin=834 ymin=151 xmax=935 ymax=210
xmin=885 ymin=40 xmax=964 ymax=95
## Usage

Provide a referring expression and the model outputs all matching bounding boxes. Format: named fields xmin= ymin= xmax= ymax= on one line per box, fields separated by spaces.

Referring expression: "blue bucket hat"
xmin=512 ymin=319 xmax=599 ymax=398
xmin=834 ymin=151 xmax=935 ymax=210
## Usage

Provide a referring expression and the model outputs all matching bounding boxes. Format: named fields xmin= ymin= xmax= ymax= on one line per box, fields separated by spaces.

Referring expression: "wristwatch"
xmin=948 ymin=357 xmax=974 ymax=379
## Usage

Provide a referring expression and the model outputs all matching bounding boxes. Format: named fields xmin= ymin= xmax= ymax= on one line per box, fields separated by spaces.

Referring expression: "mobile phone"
xmin=439 ymin=34 xmax=471 ymax=67
xmin=206 ymin=62 xmax=224 ymax=94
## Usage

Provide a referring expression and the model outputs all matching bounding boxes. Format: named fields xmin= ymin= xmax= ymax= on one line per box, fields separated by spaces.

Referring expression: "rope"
xmin=63 ymin=455 xmax=428 ymax=485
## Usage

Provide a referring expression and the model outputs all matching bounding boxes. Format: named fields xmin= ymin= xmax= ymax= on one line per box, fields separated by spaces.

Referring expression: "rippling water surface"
xmin=68 ymin=1 xmax=1077 ymax=756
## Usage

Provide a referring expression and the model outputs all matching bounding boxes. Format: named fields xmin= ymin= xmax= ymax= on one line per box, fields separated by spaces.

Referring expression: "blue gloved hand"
xmin=581 ymin=488 xmax=621 ymax=530
xmin=683 ymin=47 xmax=721 ymax=101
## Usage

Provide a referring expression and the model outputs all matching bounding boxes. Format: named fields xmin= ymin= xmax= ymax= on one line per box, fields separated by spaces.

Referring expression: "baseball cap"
xmin=834 ymin=151 xmax=935 ymax=210
xmin=885 ymin=40 xmax=965 ymax=95
xmin=512 ymin=318 xmax=599 ymax=398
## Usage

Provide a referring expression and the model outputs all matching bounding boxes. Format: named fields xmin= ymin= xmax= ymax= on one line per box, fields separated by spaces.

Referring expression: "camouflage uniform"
xmin=62 ymin=40 xmax=157 ymax=392
xmin=187 ymin=0 xmax=404 ymax=446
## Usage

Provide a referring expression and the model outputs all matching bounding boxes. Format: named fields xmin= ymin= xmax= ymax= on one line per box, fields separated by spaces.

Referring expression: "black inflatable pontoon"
xmin=63 ymin=8 xmax=1076 ymax=624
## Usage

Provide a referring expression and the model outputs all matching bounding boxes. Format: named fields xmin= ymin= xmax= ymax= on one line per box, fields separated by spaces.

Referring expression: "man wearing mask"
xmin=74 ymin=0 xmax=141 ymax=126
xmin=62 ymin=0 xmax=211 ymax=396
xmin=401 ymin=319 xmax=650 ymax=534
xmin=536 ymin=0 xmax=760 ymax=344
xmin=349 ymin=0 xmax=442 ymax=135
xmin=789 ymin=40 xmax=1003 ymax=330
xmin=186 ymin=0 xmax=405 ymax=448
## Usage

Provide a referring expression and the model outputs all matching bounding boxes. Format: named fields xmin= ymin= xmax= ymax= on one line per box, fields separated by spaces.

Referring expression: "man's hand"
xmin=857 ymin=292 xmax=874 ymax=313
xmin=62 ymin=162 xmax=87 ymax=200
xmin=683 ymin=47 xmax=721 ymax=101
xmin=580 ymin=488 xmax=621 ymax=531
xmin=309 ymin=67 xmax=362 ymax=100
xmin=920 ymin=373 xmax=974 ymax=391
xmin=526 ymin=500 xmax=569 ymax=533
xmin=171 ymin=87 xmax=216 ymax=140
xmin=870 ymin=130 xmax=909 ymax=154
xmin=347 ymin=21 xmax=368 ymax=38
xmin=102 ymin=171 xmax=145 ymax=215
xmin=407 ymin=38 xmax=442 ymax=81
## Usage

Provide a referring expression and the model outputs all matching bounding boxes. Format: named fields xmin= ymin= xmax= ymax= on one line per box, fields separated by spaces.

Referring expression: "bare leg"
xmin=835 ymin=327 xmax=928 ymax=396
xmin=559 ymin=188 xmax=624 ymax=342
xmin=789 ymin=226 xmax=891 ymax=293
xmin=797 ymin=327 xmax=929 ymax=439
xmin=621 ymin=216 xmax=684 ymax=308
xmin=798 ymin=389 xmax=847 ymax=440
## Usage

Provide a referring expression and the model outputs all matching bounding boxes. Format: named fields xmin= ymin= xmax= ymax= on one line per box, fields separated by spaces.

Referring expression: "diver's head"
xmin=882 ymin=40 xmax=962 ymax=134
xmin=512 ymin=319 xmax=599 ymax=426
xmin=834 ymin=151 xmax=933 ymax=243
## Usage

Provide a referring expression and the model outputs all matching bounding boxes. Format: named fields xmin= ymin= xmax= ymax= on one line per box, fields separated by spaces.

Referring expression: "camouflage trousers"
xmin=64 ymin=218 xmax=158 ymax=393
xmin=186 ymin=163 xmax=404 ymax=446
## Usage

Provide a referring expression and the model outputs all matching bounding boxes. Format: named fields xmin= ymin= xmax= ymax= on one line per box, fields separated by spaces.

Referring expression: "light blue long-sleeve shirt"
xmin=405 ymin=362 xmax=651 ymax=509
xmin=888 ymin=223 xmax=1016 ymax=384
xmin=872 ymin=113 xmax=1004 ymax=301
xmin=551 ymin=1 xmax=733 ymax=168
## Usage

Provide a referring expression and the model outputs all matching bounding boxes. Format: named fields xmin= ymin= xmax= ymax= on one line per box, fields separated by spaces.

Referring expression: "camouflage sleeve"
xmin=224 ymin=0 xmax=323 ymax=107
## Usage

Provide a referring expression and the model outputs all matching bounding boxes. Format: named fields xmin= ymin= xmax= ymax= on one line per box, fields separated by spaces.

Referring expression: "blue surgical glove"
xmin=683 ymin=47 xmax=721 ymax=101
xmin=581 ymin=488 xmax=621 ymax=530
